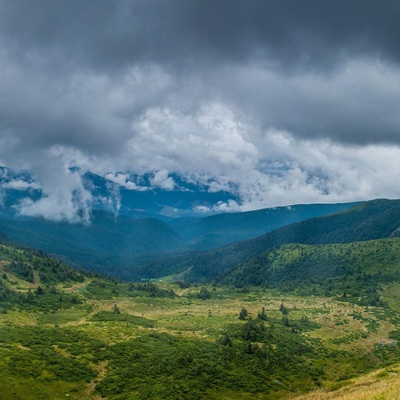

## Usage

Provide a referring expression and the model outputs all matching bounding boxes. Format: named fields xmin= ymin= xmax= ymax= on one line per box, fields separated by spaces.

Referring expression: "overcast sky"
xmin=1 ymin=0 xmax=400 ymax=220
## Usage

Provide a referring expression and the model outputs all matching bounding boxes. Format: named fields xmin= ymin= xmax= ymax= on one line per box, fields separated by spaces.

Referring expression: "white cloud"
xmin=232 ymin=131 xmax=400 ymax=209
xmin=213 ymin=200 xmax=242 ymax=213
xmin=15 ymin=151 xmax=93 ymax=223
xmin=103 ymin=181 xmax=121 ymax=216
xmin=2 ymin=179 xmax=40 ymax=190
xmin=126 ymin=103 xmax=258 ymax=176
xmin=104 ymin=172 xmax=147 ymax=191
xmin=150 ymin=169 xmax=176 ymax=190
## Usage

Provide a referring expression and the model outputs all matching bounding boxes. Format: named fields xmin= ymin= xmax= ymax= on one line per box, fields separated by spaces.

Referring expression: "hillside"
xmin=2 ymin=241 xmax=400 ymax=399
xmin=219 ymin=239 xmax=400 ymax=303
xmin=0 ymin=202 xmax=357 ymax=279
xmin=144 ymin=199 xmax=400 ymax=282
xmin=0 ymin=211 xmax=182 ymax=275
xmin=170 ymin=202 xmax=358 ymax=250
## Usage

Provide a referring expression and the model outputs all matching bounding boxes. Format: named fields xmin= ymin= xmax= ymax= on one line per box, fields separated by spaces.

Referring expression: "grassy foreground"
xmin=295 ymin=365 xmax=400 ymax=400
xmin=1 ymin=244 xmax=400 ymax=399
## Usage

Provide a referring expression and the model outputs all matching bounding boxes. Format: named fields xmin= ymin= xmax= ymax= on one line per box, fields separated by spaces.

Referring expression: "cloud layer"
xmin=1 ymin=1 xmax=400 ymax=221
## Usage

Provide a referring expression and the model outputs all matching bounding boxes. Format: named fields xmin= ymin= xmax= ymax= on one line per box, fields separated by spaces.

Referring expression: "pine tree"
xmin=258 ymin=306 xmax=267 ymax=320
xmin=280 ymin=302 xmax=288 ymax=314
xmin=25 ymin=289 xmax=35 ymax=304
xmin=113 ymin=303 xmax=121 ymax=314
xmin=222 ymin=332 xmax=233 ymax=347
xmin=35 ymin=286 xmax=44 ymax=295
xmin=239 ymin=307 xmax=248 ymax=320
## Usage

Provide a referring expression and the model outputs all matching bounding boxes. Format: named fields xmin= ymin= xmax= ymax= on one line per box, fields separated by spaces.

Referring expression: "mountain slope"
xmin=139 ymin=199 xmax=400 ymax=281
xmin=0 ymin=211 xmax=182 ymax=275
xmin=169 ymin=202 xmax=358 ymax=250
xmin=219 ymin=238 xmax=400 ymax=303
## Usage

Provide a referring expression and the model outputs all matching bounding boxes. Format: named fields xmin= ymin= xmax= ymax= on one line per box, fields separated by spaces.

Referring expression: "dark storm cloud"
xmin=1 ymin=0 xmax=400 ymax=146
xmin=1 ymin=0 xmax=400 ymax=71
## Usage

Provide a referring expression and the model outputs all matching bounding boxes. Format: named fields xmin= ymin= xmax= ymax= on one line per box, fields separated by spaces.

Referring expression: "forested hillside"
xmin=137 ymin=199 xmax=400 ymax=281
xmin=0 ymin=211 xmax=182 ymax=273
xmin=219 ymin=239 xmax=400 ymax=304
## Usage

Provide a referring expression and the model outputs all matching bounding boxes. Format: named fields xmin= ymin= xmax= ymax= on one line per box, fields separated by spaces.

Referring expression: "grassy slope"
xmin=2 ymin=242 xmax=400 ymax=399
xmin=294 ymin=364 xmax=400 ymax=400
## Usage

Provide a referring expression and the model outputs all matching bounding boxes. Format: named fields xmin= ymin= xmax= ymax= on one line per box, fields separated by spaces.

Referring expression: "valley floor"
xmin=2 ymin=267 xmax=400 ymax=399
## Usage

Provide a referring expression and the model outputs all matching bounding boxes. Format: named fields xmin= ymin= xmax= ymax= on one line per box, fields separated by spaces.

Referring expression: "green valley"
xmin=2 ymin=240 xmax=400 ymax=399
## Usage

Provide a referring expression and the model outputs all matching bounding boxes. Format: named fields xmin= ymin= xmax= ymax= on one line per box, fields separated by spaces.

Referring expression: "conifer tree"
xmin=258 ymin=306 xmax=267 ymax=320
xmin=239 ymin=307 xmax=248 ymax=320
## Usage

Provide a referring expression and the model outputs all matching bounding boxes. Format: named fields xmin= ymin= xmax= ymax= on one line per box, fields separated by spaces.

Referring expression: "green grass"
xmin=2 ymin=280 xmax=400 ymax=399
xmin=2 ymin=241 xmax=400 ymax=399
xmin=37 ymin=308 xmax=89 ymax=325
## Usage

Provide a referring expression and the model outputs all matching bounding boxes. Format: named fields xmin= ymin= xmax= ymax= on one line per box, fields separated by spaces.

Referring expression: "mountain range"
xmin=0 ymin=199 xmax=356 ymax=278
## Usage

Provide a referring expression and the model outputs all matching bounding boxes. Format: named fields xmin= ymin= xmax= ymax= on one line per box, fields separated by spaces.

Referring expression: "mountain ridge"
xmin=0 ymin=200 xmax=358 ymax=279
xmin=138 ymin=198 xmax=400 ymax=281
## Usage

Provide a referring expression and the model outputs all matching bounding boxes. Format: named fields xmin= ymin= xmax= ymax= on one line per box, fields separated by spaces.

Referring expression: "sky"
xmin=1 ymin=0 xmax=400 ymax=221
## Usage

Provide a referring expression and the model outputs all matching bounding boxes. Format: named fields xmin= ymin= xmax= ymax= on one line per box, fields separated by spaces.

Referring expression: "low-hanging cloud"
xmin=14 ymin=151 xmax=93 ymax=223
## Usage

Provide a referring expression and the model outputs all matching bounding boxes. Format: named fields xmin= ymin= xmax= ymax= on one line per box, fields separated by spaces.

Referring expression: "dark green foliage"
xmin=130 ymin=281 xmax=176 ymax=297
xmin=0 ymin=244 xmax=85 ymax=285
xmin=113 ymin=303 xmax=121 ymax=314
xmin=93 ymin=329 xmax=326 ymax=399
xmin=221 ymin=332 xmax=233 ymax=347
xmin=198 ymin=287 xmax=211 ymax=300
xmin=5 ymin=261 xmax=34 ymax=283
xmin=388 ymin=329 xmax=400 ymax=341
xmin=0 ymin=243 xmax=91 ymax=312
xmin=0 ymin=212 xmax=183 ymax=280
xmin=0 ymin=277 xmax=24 ymax=309
xmin=257 ymin=306 xmax=267 ymax=320
xmin=175 ymin=280 xmax=191 ymax=289
xmin=241 ymin=318 xmax=266 ymax=341
xmin=0 ymin=326 xmax=97 ymax=383
xmin=35 ymin=286 xmax=44 ymax=295
xmin=238 ymin=307 xmax=248 ymax=320
xmin=373 ymin=342 xmax=400 ymax=367
xmin=280 ymin=303 xmax=288 ymax=314
xmin=85 ymin=280 xmax=175 ymax=300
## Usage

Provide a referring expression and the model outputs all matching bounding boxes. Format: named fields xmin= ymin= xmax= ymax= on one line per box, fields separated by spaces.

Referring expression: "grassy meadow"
xmin=2 ymin=250 xmax=400 ymax=400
